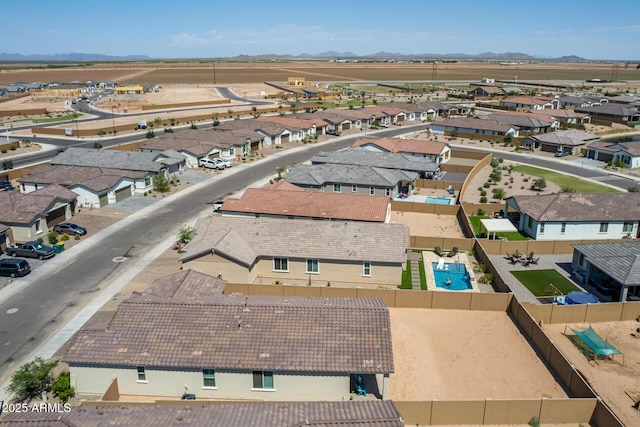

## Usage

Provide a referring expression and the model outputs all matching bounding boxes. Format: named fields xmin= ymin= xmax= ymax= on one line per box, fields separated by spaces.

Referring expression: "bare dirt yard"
xmin=389 ymin=308 xmax=568 ymax=401
xmin=544 ymin=321 xmax=640 ymax=427
xmin=390 ymin=211 xmax=465 ymax=238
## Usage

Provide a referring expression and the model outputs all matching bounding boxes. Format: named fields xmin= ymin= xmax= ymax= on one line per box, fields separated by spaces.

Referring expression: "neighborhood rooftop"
xmin=180 ymin=216 xmax=409 ymax=265
xmin=352 ymin=137 xmax=448 ymax=155
xmin=310 ymin=149 xmax=439 ymax=173
xmin=573 ymin=241 xmax=640 ymax=286
xmin=51 ymin=147 xmax=181 ymax=172
xmin=286 ymin=163 xmax=419 ymax=187
xmin=508 ymin=193 xmax=640 ymax=222
xmin=65 ymin=291 xmax=394 ymax=373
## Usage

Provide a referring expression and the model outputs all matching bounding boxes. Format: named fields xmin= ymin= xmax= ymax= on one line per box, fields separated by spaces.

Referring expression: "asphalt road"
xmin=0 ymin=125 xmax=420 ymax=383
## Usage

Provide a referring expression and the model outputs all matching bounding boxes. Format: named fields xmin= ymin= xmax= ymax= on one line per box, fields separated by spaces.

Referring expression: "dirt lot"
xmin=389 ymin=308 xmax=568 ymax=400
xmin=390 ymin=211 xmax=465 ymax=238
xmin=544 ymin=321 xmax=640 ymax=427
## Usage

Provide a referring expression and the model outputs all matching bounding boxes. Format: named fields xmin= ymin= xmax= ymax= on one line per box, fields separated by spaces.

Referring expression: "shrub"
xmin=1 ymin=149 xmax=6 ymax=154
xmin=60 ymin=233 xmax=70 ymax=241
xmin=477 ymin=208 xmax=485 ymax=216
xmin=47 ymin=231 xmax=59 ymax=244
xmin=50 ymin=371 xmax=75 ymax=404
xmin=477 ymin=187 xmax=483 ymax=191
xmin=480 ymin=196 xmax=487 ymax=203
xmin=478 ymin=273 xmax=493 ymax=284
xmin=6 ymin=358 xmax=58 ymax=402
xmin=483 ymin=182 xmax=491 ymax=188
xmin=480 ymin=190 xmax=486 ymax=196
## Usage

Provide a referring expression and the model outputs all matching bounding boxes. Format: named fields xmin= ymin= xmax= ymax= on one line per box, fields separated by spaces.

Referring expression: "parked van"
xmin=0 ymin=258 xmax=31 ymax=278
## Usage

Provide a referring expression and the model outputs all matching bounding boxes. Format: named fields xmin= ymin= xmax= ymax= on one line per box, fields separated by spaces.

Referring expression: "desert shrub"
xmin=480 ymin=196 xmax=487 ymax=203
xmin=480 ymin=190 xmax=486 ymax=196
xmin=47 ymin=231 xmax=59 ymax=244
xmin=483 ymin=182 xmax=491 ymax=188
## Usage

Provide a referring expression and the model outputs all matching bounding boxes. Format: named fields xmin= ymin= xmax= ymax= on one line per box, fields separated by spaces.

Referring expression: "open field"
xmin=1 ymin=61 xmax=639 ymax=86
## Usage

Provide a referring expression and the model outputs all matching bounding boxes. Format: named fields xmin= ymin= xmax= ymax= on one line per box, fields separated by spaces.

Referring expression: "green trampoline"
xmin=568 ymin=325 xmax=624 ymax=365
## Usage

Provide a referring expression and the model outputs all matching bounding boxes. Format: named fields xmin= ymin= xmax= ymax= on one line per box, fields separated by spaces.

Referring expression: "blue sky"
xmin=2 ymin=0 xmax=637 ymax=60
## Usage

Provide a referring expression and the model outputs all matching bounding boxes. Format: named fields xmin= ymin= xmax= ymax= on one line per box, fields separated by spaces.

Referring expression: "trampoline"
xmin=567 ymin=325 xmax=623 ymax=365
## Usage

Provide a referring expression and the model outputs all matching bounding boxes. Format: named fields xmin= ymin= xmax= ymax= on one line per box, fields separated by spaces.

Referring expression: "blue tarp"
xmin=570 ymin=326 xmax=621 ymax=357
xmin=566 ymin=291 xmax=599 ymax=305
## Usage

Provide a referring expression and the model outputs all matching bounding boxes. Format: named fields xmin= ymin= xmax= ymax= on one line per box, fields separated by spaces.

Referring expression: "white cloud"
xmin=169 ymin=30 xmax=223 ymax=47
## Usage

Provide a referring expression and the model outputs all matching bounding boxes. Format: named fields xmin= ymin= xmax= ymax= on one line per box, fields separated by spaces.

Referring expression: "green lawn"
xmin=469 ymin=216 xmax=529 ymax=241
xmin=400 ymin=260 xmax=412 ymax=289
xmin=32 ymin=113 xmax=83 ymax=124
xmin=511 ymin=269 xmax=581 ymax=296
xmin=512 ymin=165 xmax=620 ymax=193
xmin=418 ymin=258 xmax=427 ymax=290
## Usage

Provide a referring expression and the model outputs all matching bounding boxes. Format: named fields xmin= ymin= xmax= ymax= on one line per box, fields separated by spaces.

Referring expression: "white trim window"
xmin=137 ymin=367 xmax=147 ymax=382
xmin=306 ymin=259 xmax=319 ymax=274
xmin=369 ymin=186 xmax=375 ymax=195
xmin=333 ymin=183 xmax=341 ymax=193
xmin=363 ymin=261 xmax=371 ymax=277
xmin=599 ymin=222 xmax=609 ymax=233
xmin=273 ymin=257 xmax=289 ymax=272
xmin=203 ymin=369 xmax=216 ymax=388
xmin=252 ymin=371 xmax=274 ymax=390
xmin=352 ymin=184 xmax=357 ymax=192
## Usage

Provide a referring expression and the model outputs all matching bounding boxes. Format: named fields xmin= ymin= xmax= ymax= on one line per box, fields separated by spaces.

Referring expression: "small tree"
xmin=50 ymin=371 xmax=75 ymax=404
xmin=6 ymin=358 xmax=58 ymax=402
xmin=3 ymin=159 xmax=14 ymax=170
xmin=177 ymin=225 xmax=196 ymax=244
xmin=492 ymin=188 xmax=506 ymax=200
xmin=153 ymin=172 xmax=171 ymax=193
xmin=275 ymin=166 xmax=287 ymax=179
xmin=47 ymin=231 xmax=59 ymax=245
xmin=531 ymin=178 xmax=547 ymax=191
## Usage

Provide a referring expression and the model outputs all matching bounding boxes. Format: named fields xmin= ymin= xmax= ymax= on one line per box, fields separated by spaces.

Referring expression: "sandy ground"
xmin=544 ymin=320 xmax=640 ymax=427
xmin=390 ymin=211 xmax=465 ymax=238
xmin=389 ymin=308 xmax=568 ymax=400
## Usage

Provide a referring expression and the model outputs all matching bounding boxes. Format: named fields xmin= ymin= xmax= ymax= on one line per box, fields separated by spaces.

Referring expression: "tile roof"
xmin=255 ymin=115 xmax=319 ymax=130
xmin=181 ymin=216 xmax=408 ymax=265
xmin=0 ymin=185 xmax=76 ymax=225
xmin=310 ymin=148 xmax=439 ymax=173
xmin=352 ymin=137 xmax=448 ymax=156
xmin=142 ymin=128 xmax=260 ymax=155
xmin=134 ymin=269 xmax=228 ymax=302
xmin=0 ymin=400 xmax=405 ymax=427
xmin=528 ymin=129 xmax=599 ymax=146
xmin=500 ymin=96 xmax=555 ymax=106
xmin=575 ymin=104 xmax=639 ymax=117
xmin=19 ymin=164 xmax=147 ymax=192
xmin=433 ymin=117 xmax=514 ymax=133
xmin=509 ymin=193 xmax=640 ymax=222
xmin=52 ymin=147 xmax=165 ymax=172
xmin=573 ymin=241 xmax=640 ymax=285
xmin=65 ymin=290 xmax=394 ymax=372
xmin=286 ymin=163 xmax=419 ymax=188
xmin=221 ymin=186 xmax=390 ymax=222
xmin=482 ymin=113 xmax=552 ymax=128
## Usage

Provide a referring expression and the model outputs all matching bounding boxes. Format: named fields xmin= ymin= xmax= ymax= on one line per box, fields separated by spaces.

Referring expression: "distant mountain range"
xmin=0 ymin=51 xmax=590 ymax=62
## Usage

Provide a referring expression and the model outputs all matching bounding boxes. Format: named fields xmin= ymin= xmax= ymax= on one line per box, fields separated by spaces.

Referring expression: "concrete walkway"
xmin=407 ymin=251 xmax=422 ymax=290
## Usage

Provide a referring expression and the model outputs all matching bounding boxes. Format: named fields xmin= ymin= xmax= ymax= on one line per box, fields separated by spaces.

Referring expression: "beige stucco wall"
xmin=10 ymin=221 xmax=44 ymax=243
xmin=185 ymin=254 xmax=403 ymax=286
xmin=70 ymin=366 xmax=351 ymax=401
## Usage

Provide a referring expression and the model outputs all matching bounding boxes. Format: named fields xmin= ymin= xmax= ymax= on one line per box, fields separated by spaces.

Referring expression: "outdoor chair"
xmin=434 ymin=246 xmax=445 ymax=257
xmin=530 ymin=257 xmax=540 ymax=265
xmin=527 ymin=251 xmax=534 ymax=260
xmin=514 ymin=249 xmax=522 ymax=259
xmin=446 ymin=247 xmax=459 ymax=257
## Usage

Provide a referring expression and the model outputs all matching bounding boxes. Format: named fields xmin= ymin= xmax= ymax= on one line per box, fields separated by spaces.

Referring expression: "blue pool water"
xmin=432 ymin=262 xmax=472 ymax=291
xmin=425 ymin=196 xmax=452 ymax=205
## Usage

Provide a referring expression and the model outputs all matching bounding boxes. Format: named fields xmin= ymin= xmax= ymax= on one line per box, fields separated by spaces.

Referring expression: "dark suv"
xmin=0 ymin=258 xmax=31 ymax=278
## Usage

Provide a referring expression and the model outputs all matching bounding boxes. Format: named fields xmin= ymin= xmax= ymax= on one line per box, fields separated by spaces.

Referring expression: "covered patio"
xmin=479 ymin=218 xmax=518 ymax=240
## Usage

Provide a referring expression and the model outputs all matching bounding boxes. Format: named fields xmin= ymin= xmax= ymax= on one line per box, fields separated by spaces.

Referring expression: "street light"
xmin=111 ymin=106 xmax=116 ymax=135
xmin=74 ymin=119 xmax=79 ymax=138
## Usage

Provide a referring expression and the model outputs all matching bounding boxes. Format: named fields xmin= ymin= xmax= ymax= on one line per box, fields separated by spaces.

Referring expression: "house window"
xmin=539 ymin=223 xmax=545 ymax=234
xmin=229 ymin=148 xmax=235 ymax=156
xmin=578 ymin=253 xmax=586 ymax=268
xmin=363 ymin=261 xmax=371 ymax=277
xmin=145 ymin=177 xmax=151 ymax=186
xmin=333 ymin=183 xmax=341 ymax=193
xmin=599 ymin=222 xmax=609 ymax=233
xmin=527 ymin=217 xmax=534 ymax=229
xmin=273 ymin=258 xmax=289 ymax=272
xmin=253 ymin=371 xmax=274 ymax=389
xmin=137 ymin=367 xmax=146 ymax=382
xmin=203 ymin=369 xmax=216 ymax=387
xmin=623 ymin=222 xmax=633 ymax=233
xmin=306 ymin=259 xmax=319 ymax=274
xmin=561 ymin=223 xmax=566 ymax=233
xmin=385 ymin=188 xmax=391 ymax=196
xmin=369 ymin=186 xmax=375 ymax=195
xmin=352 ymin=184 xmax=357 ymax=192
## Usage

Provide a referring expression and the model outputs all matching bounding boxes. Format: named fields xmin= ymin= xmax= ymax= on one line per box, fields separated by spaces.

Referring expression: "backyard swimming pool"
xmin=432 ymin=262 xmax=472 ymax=291
xmin=425 ymin=196 xmax=453 ymax=205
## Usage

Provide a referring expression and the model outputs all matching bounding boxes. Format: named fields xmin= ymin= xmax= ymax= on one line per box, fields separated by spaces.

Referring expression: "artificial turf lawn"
xmin=512 ymin=165 xmax=620 ymax=193
xmin=511 ymin=269 xmax=581 ymax=296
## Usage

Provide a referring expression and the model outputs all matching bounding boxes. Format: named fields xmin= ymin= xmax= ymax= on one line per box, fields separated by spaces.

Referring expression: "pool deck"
xmin=397 ymin=194 xmax=454 ymax=205
xmin=422 ymin=250 xmax=479 ymax=293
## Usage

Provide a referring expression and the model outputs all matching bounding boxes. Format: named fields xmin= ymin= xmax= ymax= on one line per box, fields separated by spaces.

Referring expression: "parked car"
xmin=380 ymin=122 xmax=389 ymax=128
xmin=212 ymin=200 xmax=224 ymax=212
xmin=7 ymin=241 xmax=55 ymax=260
xmin=554 ymin=150 xmax=569 ymax=157
xmin=217 ymin=158 xmax=232 ymax=168
xmin=0 ymin=258 xmax=31 ymax=278
xmin=199 ymin=158 xmax=224 ymax=170
xmin=54 ymin=222 xmax=87 ymax=236
xmin=326 ymin=129 xmax=341 ymax=136
xmin=0 ymin=181 xmax=14 ymax=191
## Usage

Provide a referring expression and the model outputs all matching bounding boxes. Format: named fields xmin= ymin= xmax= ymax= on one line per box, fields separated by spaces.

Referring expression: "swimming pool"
xmin=425 ymin=196 xmax=453 ymax=205
xmin=432 ymin=262 xmax=472 ymax=291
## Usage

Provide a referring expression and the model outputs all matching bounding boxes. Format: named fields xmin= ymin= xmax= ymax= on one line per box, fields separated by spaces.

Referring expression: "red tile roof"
xmin=352 ymin=137 xmax=448 ymax=156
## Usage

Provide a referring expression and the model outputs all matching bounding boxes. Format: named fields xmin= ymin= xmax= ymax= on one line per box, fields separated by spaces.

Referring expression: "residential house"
xmin=575 ymin=104 xmax=640 ymax=124
xmin=140 ymin=128 xmax=256 ymax=167
xmin=468 ymin=86 xmax=506 ymax=99
xmin=65 ymin=269 xmax=395 ymax=400
xmin=383 ymin=102 xmax=430 ymax=121
xmin=499 ymin=96 xmax=558 ymax=111
xmin=115 ymin=85 xmax=144 ymax=95
xmin=524 ymin=129 xmax=599 ymax=154
xmin=504 ymin=193 xmax=640 ymax=241
xmin=286 ymin=163 xmax=419 ymax=198
xmin=0 ymin=223 xmax=10 ymax=255
xmin=367 ymin=105 xmax=407 ymax=125
xmin=430 ymin=117 xmax=519 ymax=138
xmin=18 ymin=164 xmax=149 ymax=208
xmin=217 ymin=118 xmax=294 ymax=146
xmin=608 ymin=94 xmax=639 ymax=105
xmin=557 ymin=95 xmax=606 ymax=109
xmin=181 ymin=217 xmax=409 ymax=286
xmin=0 ymin=401 xmax=405 ymax=427
xmin=310 ymin=148 xmax=440 ymax=179
xmin=0 ymin=185 xmax=77 ymax=243
xmin=571 ymin=241 xmax=640 ymax=302
xmin=481 ymin=112 xmax=553 ymax=134
xmin=51 ymin=146 xmax=184 ymax=190
xmin=255 ymin=115 xmax=320 ymax=141
xmin=220 ymin=181 xmax=391 ymax=222
xmin=415 ymin=101 xmax=468 ymax=118
xmin=585 ymin=140 xmax=640 ymax=167
xmin=352 ymin=137 xmax=451 ymax=164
